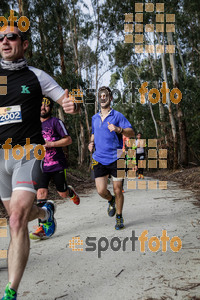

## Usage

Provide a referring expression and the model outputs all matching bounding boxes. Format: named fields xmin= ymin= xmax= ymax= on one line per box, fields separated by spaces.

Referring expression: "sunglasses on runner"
xmin=0 ymin=33 xmax=21 ymax=42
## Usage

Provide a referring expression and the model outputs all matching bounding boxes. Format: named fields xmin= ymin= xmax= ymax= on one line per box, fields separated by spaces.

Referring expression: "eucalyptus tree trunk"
xmin=167 ymin=32 xmax=188 ymax=166
xmin=156 ymin=33 xmax=178 ymax=168
xmin=133 ymin=65 xmax=159 ymax=138
xmin=95 ymin=2 xmax=100 ymax=114
xmin=56 ymin=6 xmax=66 ymax=124
xmin=69 ymin=5 xmax=90 ymax=166
xmin=148 ymin=53 xmax=164 ymax=139
xmin=18 ymin=0 xmax=32 ymax=59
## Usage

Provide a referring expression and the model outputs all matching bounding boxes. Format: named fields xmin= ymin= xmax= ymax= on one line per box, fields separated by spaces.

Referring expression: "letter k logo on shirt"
xmin=21 ymin=85 xmax=30 ymax=94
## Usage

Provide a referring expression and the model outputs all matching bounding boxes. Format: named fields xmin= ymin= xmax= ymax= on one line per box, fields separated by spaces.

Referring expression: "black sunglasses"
xmin=0 ymin=33 xmax=21 ymax=42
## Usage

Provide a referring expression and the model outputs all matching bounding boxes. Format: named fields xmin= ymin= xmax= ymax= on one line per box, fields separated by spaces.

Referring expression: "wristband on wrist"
xmin=119 ymin=127 xmax=123 ymax=134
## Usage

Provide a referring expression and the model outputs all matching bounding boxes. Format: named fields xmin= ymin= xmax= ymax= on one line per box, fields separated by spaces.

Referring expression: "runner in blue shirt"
xmin=88 ymin=86 xmax=134 ymax=230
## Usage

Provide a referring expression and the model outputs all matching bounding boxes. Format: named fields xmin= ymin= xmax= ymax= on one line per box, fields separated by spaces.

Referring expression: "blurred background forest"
xmin=1 ymin=0 xmax=200 ymax=171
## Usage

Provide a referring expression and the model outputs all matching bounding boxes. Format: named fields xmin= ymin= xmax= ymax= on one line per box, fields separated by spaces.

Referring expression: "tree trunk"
xmin=167 ymin=32 xmax=188 ymax=166
xmin=56 ymin=5 xmax=66 ymax=124
xmin=58 ymin=107 xmax=65 ymax=123
xmin=75 ymin=120 xmax=80 ymax=160
xmin=57 ymin=22 xmax=66 ymax=75
xmin=152 ymin=36 xmax=165 ymax=137
xmin=18 ymin=0 xmax=33 ymax=59
xmin=133 ymin=64 xmax=159 ymax=137
xmin=156 ymin=33 xmax=178 ymax=168
xmin=69 ymin=6 xmax=86 ymax=166
xmin=148 ymin=53 xmax=164 ymax=138
xmin=79 ymin=114 xmax=86 ymax=165
xmin=95 ymin=1 xmax=100 ymax=114
xmin=18 ymin=0 xmax=23 ymax=15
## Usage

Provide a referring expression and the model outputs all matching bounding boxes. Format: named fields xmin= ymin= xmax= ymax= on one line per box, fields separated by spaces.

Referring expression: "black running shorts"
xmin=93 ymin=160 xmax=123 ymax=181
xmin=38 ymin=169 xmax=68 ymax=192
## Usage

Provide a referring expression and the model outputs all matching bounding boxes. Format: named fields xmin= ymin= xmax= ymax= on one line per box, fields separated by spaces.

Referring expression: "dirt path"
xmin=0 ymin=178 xmax=200 ymax=300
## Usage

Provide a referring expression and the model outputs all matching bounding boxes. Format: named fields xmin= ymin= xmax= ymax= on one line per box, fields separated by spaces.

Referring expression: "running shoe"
xmin=107 ymin=197 xmax=116 ymax=217
xmin=41 ymin=201 xmax=56 ymax=238
xmin=122 ymin=189 xmax=125 ymax=193
xmin=1 ymin=282 xmax=17 ymax=300
xmin=29 ymin=225 xmax=48 ymax=240
xmin=115 ymin=215 xmax=124 ymax=230
xmin=68 ymin=185 xmax=80 ymax=205
xmin=138 ymin=174 xmax=141 ymax=179
xmin=42 ymin=220 xmax=56 ymax=238
xmin=141 ymin=174 xmax=144 ymax=179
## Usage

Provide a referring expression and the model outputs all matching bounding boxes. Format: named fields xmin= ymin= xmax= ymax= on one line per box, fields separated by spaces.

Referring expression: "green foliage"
xmin=1 ymin=0 xmax=200 ymax=167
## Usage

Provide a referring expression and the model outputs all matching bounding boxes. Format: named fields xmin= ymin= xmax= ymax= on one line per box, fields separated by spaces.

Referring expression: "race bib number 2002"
xmin=0 ymin=105 xmax=22 ymax=125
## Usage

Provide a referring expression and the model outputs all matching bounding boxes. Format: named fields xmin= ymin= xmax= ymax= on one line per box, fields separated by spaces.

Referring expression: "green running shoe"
xmin=1 ymin=282 xmax=17 ymax=300
xmin=41 ymin=200 xmax=56 ymax=238
xmin=107 ymin=196 xmax=116 ymax=217
xmin=115 ymin=215 xmax=124 ymax=230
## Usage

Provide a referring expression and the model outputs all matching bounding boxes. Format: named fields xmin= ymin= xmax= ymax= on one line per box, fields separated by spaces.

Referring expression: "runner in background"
xmin=88 ymin=86 xmax=134 ymax=230
xmin=122 ymin=135 xmax=137 ymax=192
xmin=29 ymin=97 xmax=80 ymax=240
xmin=136 ymin=132 xmax=145 ymax=179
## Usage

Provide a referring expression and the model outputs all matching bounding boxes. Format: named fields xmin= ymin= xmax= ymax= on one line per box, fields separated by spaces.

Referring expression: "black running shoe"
xmin=115 ymin=215 xmax=124 ymax=230
xmin=107 ymin=197 xmax=116 ymax=217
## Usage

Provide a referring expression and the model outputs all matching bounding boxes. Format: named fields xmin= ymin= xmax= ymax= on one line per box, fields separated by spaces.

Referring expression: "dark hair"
xmin=7 ymin=21 xmax=28 ymax=41
xmin=98 ymin=86 xmax=113 ymax=98
xmin=137 ymin=132 xmax=142 ymax=135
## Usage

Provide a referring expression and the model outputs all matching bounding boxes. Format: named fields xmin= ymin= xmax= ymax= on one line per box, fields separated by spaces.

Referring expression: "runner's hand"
xmin=88 ymin=141 xmax=94 ymax=152
xmin=107 ymin=122 xmax=121 ymax=133
xmin=44 ymin=140 xmax=53 ymax=148
xmin=62 ymin=89 xmax=77 ymax=114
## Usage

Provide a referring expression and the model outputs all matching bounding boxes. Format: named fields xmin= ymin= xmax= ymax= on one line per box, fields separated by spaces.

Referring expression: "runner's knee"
xmin=113 ymin=186 xmax=122 ymax=197
xmin=9 ymin=211 xmax=28 ymax=233
xmin=97 ymin=188 xmax=108 ymax=198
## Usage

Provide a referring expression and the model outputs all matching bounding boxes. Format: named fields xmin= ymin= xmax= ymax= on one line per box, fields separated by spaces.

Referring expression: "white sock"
xmin=40 ymin=207 xmax=50 ymax=222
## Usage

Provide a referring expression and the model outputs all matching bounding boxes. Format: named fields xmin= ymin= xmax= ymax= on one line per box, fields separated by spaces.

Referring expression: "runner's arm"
xmin=88 ymin=134 xmax=94 ymax=152
xmin=44 ymin=136 xmax=72 ymax=148
xmin=107 ymin=122 xmax=134 ymax=138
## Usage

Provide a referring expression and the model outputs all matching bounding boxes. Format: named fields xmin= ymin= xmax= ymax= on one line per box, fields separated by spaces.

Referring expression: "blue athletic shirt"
xmin=92 ymin=109 xmax=132 ymax=165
